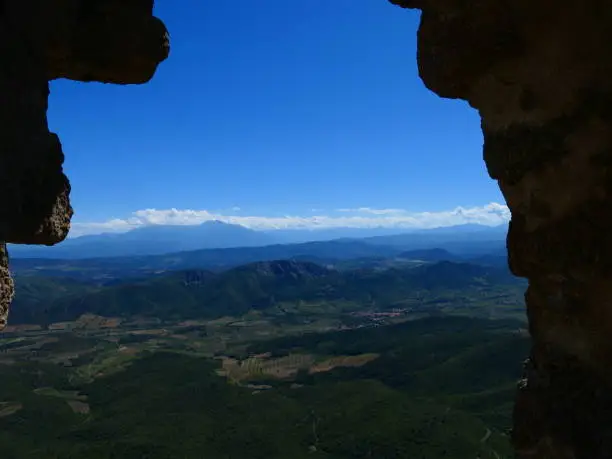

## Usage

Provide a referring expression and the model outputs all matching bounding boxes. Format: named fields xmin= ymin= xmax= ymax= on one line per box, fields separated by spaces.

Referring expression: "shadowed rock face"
xmin=391 ymin=0 xmax=612 ymax=457
xmin=0 ymin=0 xmax=169 ymax=325
xmin=0 ymin=245 xmax=13 ymax=329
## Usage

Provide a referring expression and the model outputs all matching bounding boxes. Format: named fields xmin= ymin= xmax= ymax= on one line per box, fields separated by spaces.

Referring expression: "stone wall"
xmin=391 ymin=0 xmax=612 ymax=457
xmin=0 ymin=0 xmax=169 ymax=326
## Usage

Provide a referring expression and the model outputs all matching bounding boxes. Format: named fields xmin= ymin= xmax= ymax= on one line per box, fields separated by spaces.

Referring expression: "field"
xmin=0 ymin=304 xmax=528 ymax=458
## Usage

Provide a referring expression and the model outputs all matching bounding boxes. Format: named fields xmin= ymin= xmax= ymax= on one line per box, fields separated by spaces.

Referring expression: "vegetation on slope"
xmin=10 ymin=260 xmax=525 ymax=325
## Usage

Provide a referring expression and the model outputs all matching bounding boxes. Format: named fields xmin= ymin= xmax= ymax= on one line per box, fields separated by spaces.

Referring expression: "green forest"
xmin=0 ymin=258 xmax=528 ymax=458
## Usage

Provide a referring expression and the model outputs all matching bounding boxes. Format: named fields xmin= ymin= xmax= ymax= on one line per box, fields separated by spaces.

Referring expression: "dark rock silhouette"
xmin=391 ymin=0 xmax=612 ymax=457
xmin=0 ymin=0 xmax=169 ymax=325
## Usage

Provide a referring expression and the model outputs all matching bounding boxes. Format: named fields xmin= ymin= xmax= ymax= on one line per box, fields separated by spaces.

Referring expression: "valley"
xmin=0 ymin=311 xmax=526 ymax=458
xmin=0 ymin=240 xmax=528 ymax=458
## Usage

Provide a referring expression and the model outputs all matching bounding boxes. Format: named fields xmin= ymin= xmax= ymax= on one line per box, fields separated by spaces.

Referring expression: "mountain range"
xmin=9 ymin=221 xmax=277 ymax=258
xmin=8 ymin=221 xmax=508 ymax=259
xmin=10 ymin=259 xmax=524 ymax=325
xmin=10 ymin=239 xmax=510 ymax=283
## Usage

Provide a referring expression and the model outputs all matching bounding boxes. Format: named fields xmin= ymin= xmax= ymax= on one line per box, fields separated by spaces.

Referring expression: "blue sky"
xmin=48 ymin=0 xmax=506 ymax=235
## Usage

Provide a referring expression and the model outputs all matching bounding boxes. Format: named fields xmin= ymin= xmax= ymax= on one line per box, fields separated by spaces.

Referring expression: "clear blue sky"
xmin=48 ymin=0 xmax=504 ymax=232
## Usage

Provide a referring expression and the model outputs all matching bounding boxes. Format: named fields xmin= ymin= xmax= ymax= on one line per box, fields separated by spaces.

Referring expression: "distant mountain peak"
xmin=9 ymin=219 xmax=278 ymax=259
xmin=198 ymin=220 xmax=233 ymax=226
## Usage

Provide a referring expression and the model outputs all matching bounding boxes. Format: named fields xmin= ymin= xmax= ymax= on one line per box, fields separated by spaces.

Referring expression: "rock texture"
xmin=390 ymin=0 xmax=612 ymax=457
xmin=0 ymin=0 xmax=169 ymax=326
xmin=0 ymin=245 xmax=13 ymax=328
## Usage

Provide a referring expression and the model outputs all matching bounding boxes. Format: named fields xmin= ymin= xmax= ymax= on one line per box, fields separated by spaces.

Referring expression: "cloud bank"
xmin=335 ymin=207 xmax=407 ymax=215
xmin=69 ymin=203 xmax=510 ymax=237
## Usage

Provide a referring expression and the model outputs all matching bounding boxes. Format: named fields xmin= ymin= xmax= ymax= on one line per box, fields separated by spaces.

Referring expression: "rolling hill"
xmin=9 ymin=259 xmax=525 ymax=325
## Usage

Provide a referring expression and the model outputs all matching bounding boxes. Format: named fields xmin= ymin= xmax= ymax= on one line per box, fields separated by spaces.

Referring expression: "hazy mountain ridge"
xmin=9 ymin=222 xmax=508 ymax=259
xmin=9 ymin=229 xmax=509 ymax=284
xmin=9 ymin=221 xmax=278 ymax=258
xmin=9 ymin=239 xmax=401 ymax=281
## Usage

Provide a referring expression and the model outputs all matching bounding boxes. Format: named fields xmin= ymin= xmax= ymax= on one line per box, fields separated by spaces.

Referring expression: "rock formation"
xmin=4 ymin=0 xmax=608 ymax=455
xmin=0 ymin=0 xmax=169 ymax=326
xmin=390 ymin=0 xmax=612 ymax=457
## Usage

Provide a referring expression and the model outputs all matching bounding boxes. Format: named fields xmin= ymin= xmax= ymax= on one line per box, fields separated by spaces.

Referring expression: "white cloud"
xmin=69 ymin=202 xmax=511 ymax=237
xmin=336 ymin=207 xmax=407 ymax=215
